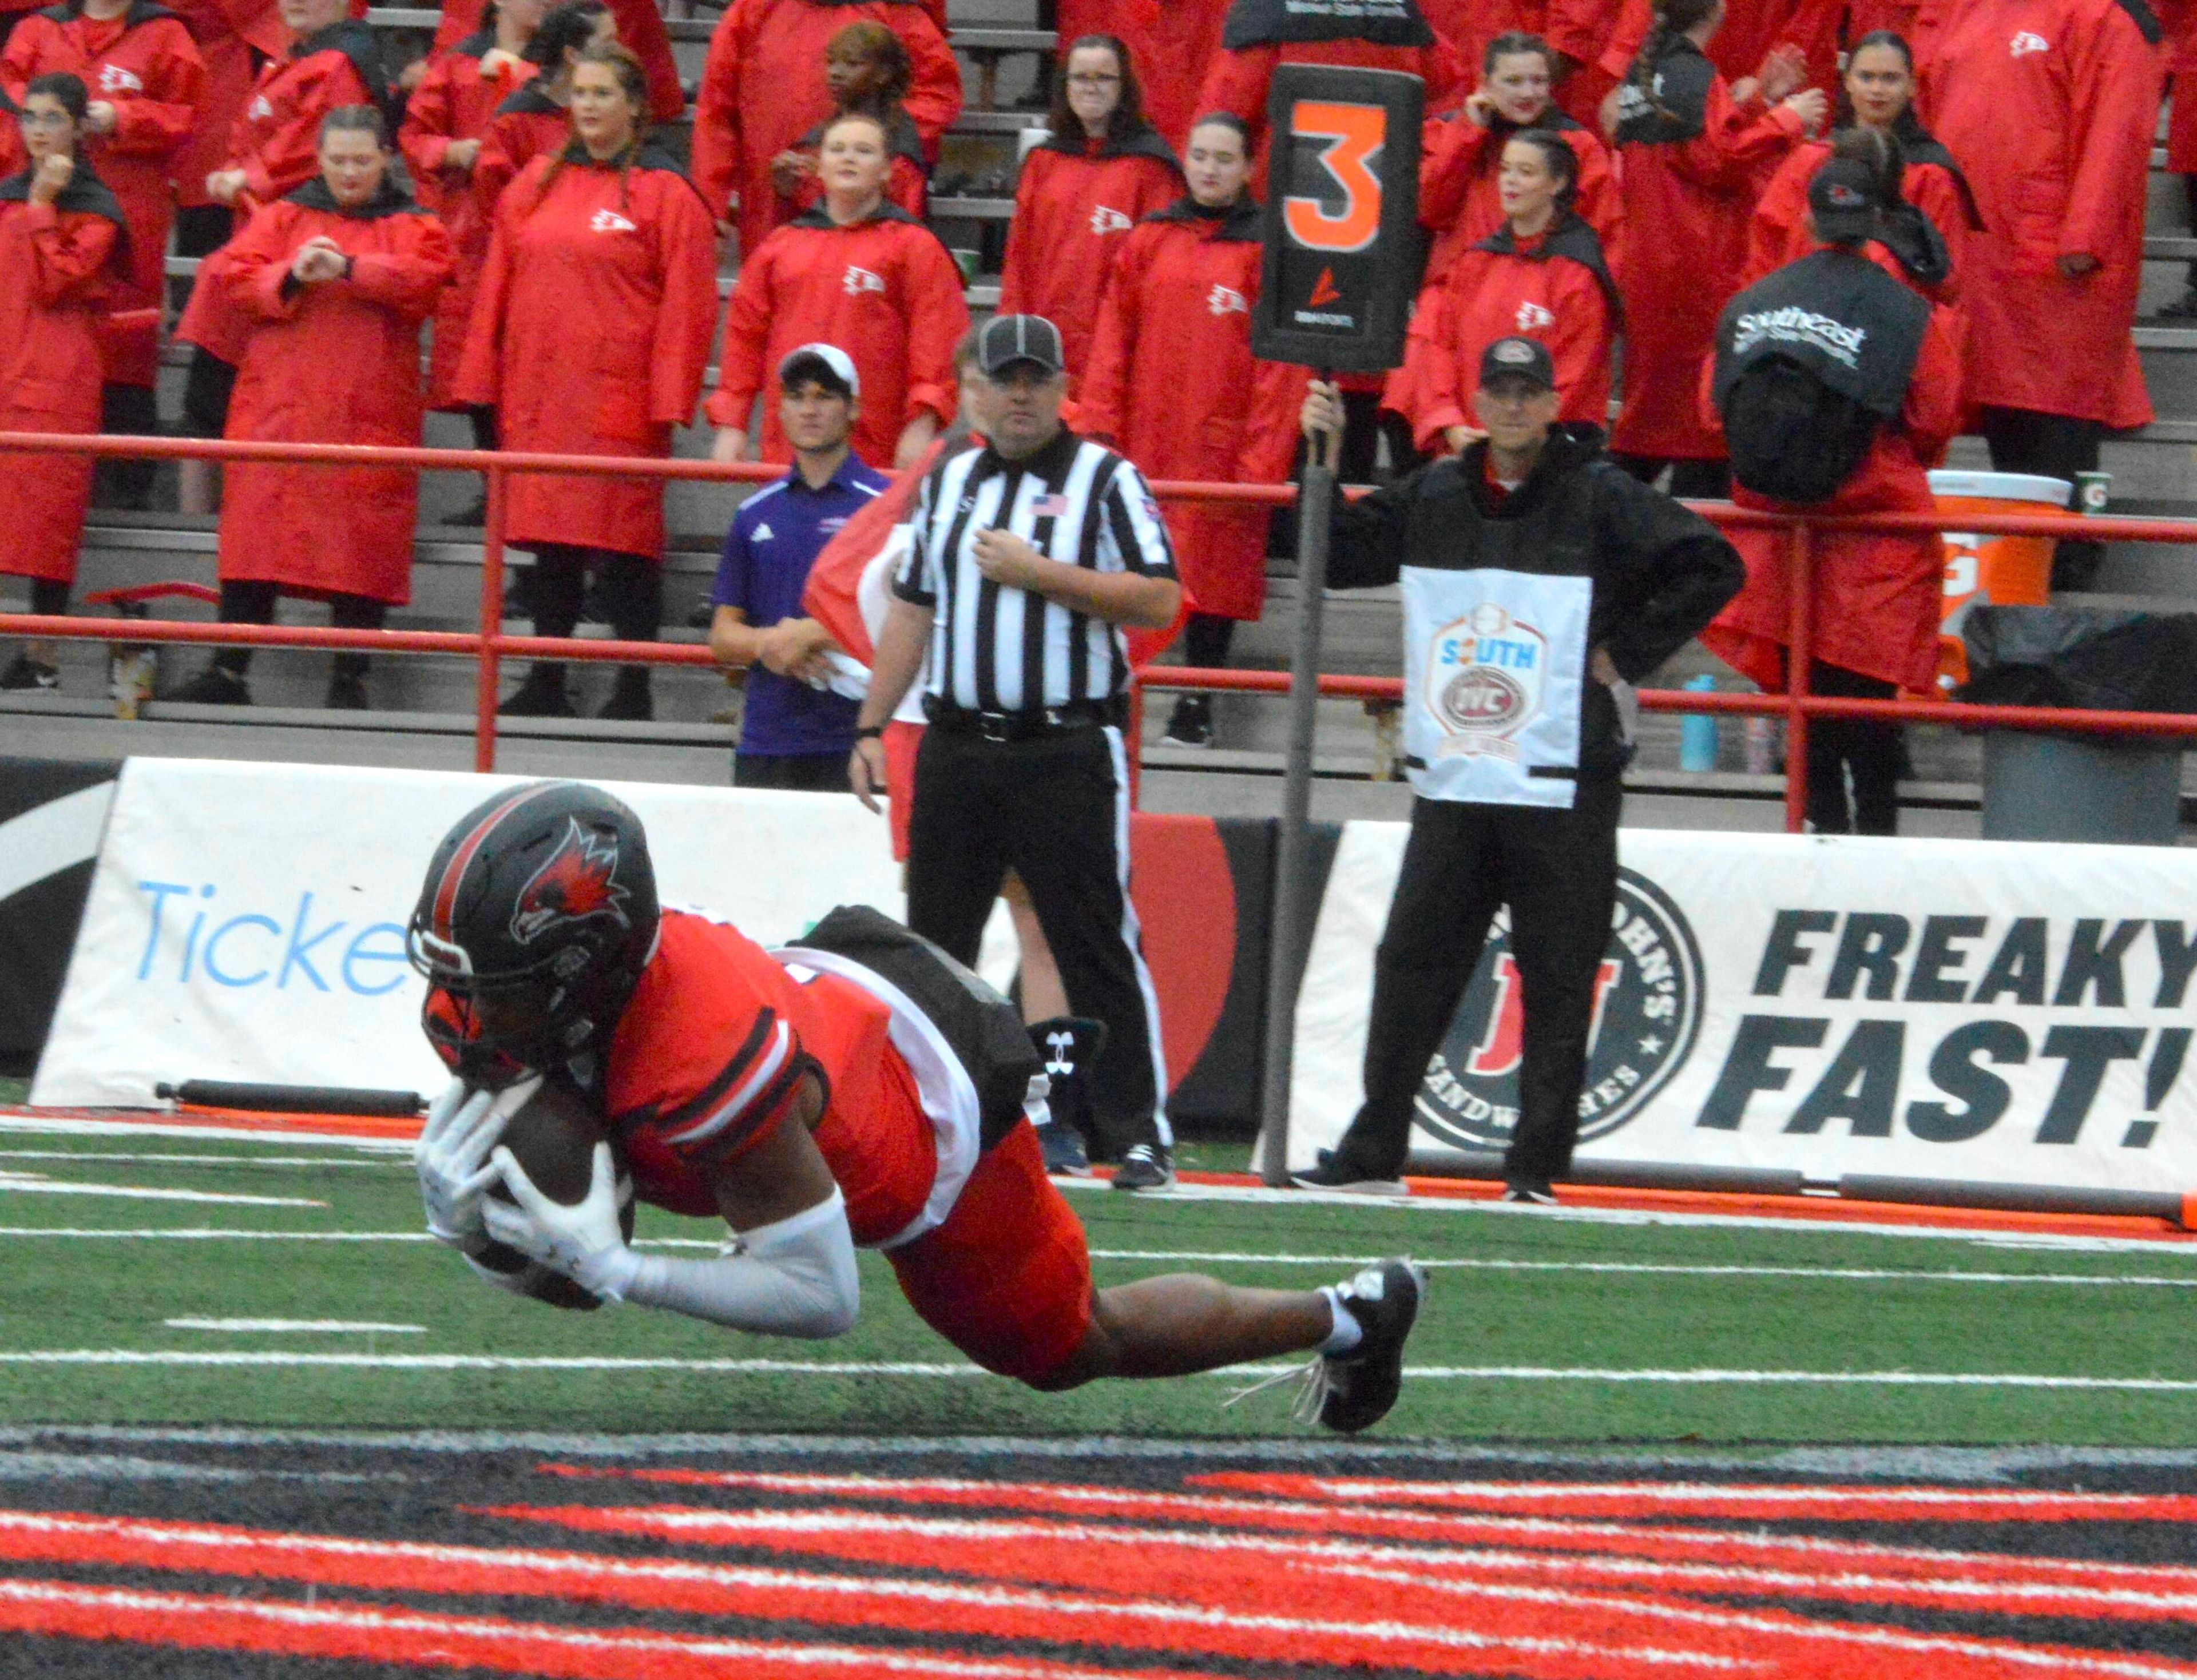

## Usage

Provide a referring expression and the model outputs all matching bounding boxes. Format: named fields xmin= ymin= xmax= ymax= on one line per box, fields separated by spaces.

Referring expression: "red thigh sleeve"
xmin=886 ymin=1121 xmax=1094 ymax=1385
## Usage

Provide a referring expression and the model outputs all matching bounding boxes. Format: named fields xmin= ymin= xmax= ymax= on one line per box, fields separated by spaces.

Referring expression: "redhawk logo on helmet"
xmin=510 ymin=819 xmax=631 ymax=946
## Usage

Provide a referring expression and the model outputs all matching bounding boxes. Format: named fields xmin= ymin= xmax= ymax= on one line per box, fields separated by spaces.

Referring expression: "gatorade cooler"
xmin=1932 ymin=470 xmax=2072 ymax=690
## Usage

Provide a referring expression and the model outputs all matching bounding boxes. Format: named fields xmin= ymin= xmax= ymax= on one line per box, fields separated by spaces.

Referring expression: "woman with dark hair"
xmin=772 ymin=21 xmax=925 ymax=223
xmin=1701 ymin=153 xmax=1962 ymax=834
xmin=431 ymin=0 xmax=679 ymax=123
xmin=2 ymin=0 xmax=204 ymax=506
xmin=1390 ymin=128 xmax=1619 ymax=454
xmin=0 ymin=70 xmax=127 ymax=690
xmin=1607 ymin=0 xmax=1822 ymax=497
xmin=998 ymin=32 xmax=1180 ymax=386
xmin=470 ymin=0 xmax=608 ymax=215
xmin=1418 ymin=31 xmax=1620 ymax=289
xmin=1081 ymin=112 xmax=1306 ymax=749
xmin=168 ymin=106 xmax=453 ymax=709
xmin=1744 ymin=31 xmax=1976 ymax=299
xmin=456 ymin=42 xmax=717 ymax=720
xmin=690 ymin=0 xmax=960 ymax=254
xmin=711 ymin=109 xmax=968 ymax=471
xmin=399 ymin=0 xmax=545 ymax=432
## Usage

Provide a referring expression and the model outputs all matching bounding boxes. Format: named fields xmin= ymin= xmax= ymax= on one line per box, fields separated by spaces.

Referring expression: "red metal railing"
xmin=1 ymin=430 xmax=2192 ymax=831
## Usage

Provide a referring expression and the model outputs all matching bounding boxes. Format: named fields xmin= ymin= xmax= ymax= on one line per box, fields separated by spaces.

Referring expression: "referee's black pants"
xmin=905 ymin=722 xmax=1168 ymax=1160
xmin=1326 ymin=778 xmax=1622 ymax=1188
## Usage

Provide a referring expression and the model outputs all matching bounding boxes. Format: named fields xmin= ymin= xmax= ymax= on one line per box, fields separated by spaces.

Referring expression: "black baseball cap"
xmin=1808 ymin=157 xmax=1882 ymax=242
xmin=977 ymin=314 xmax=1065 ymax=378
xmin=1478 ymin=336 xmax=1556 ymax=392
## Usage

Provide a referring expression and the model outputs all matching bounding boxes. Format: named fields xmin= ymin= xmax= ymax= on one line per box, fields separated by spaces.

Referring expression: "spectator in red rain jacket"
xmin=1744 ymin=33 xmax=1978 ymax=301
xmin=1390 ymin=129 xmax=1619 ymax=455
xmin=1597 ymin=0 xmax=1844 ymax=116
xmin=1195 ymin=0 xmax=1465 ymax=194
xmin=1080 ymin=114 xmax=1305 ymax=749
xmin=471 ymin=0 xmax=605 ymax=216
xmin=711 ymin=110 xmax=969 ymax=471
xmin=998 ymin=33 xmax=1180 ymax=387
xmin=1607 ymin=0 xmax=1823 ymax=497
xmin=2 ymin=0 xmax=202 ymax=505
xmin=163 ymin=0 xmax=283 ymax=263
xmin=1920 ymin=0 xmax=2164 ymax=591
xmin=431 ymin=0 xmax=676 ymax=121
xmin=0 ymin=85 xmax=19 ymax=172
xmin=165 ymin=108 xmax=451 ymax=709
xmin=773 ymin=21 xmax=926 ymax=225
xmin=0 ymin=73 xmax=126 ymax=692
xmin=1700 ymin=155 xmax=1962 ymax=834
xmin=398 ymin=0 xmax=540 ymax=443
xmin=1418 ymin=33 xmax=1621 ymax=290
xmin=455 ymin=43 xmax=717 ymax=721
xmin=175 ymin=0 xmax=382 ymax=511
xmin=690 ymin=0 xmax=959 ymax=256
xmin=1057 ymin=0 xmax=1223 ymax=153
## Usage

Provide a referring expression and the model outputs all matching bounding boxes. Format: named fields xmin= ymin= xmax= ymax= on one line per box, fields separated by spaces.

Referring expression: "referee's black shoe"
xmin=1318 ymin=1258 xmax=1427 ymax=1433
xmin=1111 ymin=1142 xmax=1175 ymax=1193
xmin=1291 ymin=1149 xmax=1410 ymax=1197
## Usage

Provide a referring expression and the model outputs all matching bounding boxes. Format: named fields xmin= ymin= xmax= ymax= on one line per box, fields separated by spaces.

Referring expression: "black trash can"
xmin=1960 ymin=606 xmax=2195 ymax=845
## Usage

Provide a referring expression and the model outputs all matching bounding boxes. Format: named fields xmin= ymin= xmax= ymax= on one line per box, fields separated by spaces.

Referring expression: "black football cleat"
xmin=1291 ymin=1149 xmax=1409 ymax=1197
xmin=1318 ymin=1258 xmax=1427 ymax=1433
xmin=1110 ymin=1141 xmax=1175 ymax=1193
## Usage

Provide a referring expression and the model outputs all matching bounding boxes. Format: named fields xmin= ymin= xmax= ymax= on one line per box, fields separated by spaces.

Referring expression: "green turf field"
xmin=1 ymin=1122 xmax=2194 ymax=1445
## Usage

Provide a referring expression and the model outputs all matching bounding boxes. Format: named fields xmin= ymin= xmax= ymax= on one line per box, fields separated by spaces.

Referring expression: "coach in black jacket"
xmin=1293 ymin=337 xmax=1742 ymax=1202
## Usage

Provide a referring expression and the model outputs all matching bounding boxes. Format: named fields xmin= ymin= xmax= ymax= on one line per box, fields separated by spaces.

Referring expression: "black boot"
xmin=499 ymin=664 xmax=574 ymax=717
xmin=325 ymin=654 xmax=370 ymax=710
xmin=597 ymin=664 xmax=653 ymax=721
xmin=166 ymin=662 xmax=251 ymax=705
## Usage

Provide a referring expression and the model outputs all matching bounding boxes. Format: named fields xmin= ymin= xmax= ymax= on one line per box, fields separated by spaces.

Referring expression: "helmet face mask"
xmin=410 ymin=783 xmax=660 ymax=1084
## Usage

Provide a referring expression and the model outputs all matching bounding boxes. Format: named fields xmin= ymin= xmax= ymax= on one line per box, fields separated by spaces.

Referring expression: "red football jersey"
xmin=606 ymin=910 xmax=937 ymax=1246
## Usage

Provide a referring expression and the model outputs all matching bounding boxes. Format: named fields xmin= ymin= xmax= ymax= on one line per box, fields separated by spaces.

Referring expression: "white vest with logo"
xmin=1400 ymin=566 xmax=1592 ymax=809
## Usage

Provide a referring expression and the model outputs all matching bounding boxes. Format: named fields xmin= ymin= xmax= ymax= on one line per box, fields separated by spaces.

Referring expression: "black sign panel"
xmin=1252 ymin=63 xmax=1423 ymax=375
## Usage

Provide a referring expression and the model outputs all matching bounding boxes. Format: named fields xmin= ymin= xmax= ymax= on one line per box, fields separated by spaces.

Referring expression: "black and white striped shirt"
xmin=891 ymin=427 xmax=1176 ymax=712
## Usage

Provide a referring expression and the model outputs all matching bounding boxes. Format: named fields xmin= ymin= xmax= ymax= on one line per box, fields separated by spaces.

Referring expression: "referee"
xmin=852 ymin=315 xmax=1184 ymax=1192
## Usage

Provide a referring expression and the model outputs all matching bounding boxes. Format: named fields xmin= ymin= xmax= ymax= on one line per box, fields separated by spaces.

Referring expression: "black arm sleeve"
xmin=1318 ymin=469 xmax=1424 ymax=590
xmin=1589 ymin=465 xmax=1746 ymax=682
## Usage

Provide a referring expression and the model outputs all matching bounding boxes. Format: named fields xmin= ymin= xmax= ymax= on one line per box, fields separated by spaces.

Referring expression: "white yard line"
xmin=0 ymin=1175 xmax=324 ymax=1208
xmin=163 ymin=1320 xmax=426 ymax=1335
xmin=0 ymin=1117 xmax=410 ymax=1153
xmin=0 ymin=1151 xmax=400 ymax=1170
xmin=0 ymin=1351 xmax=2191 ymax=1389
xmin=0 ymin=1228 xmax=429 ymax=1241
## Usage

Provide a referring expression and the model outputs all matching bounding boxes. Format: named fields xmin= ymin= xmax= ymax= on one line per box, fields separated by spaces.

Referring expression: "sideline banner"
xmin=29 ymin=761 xmax=1275 ymax=1117
xmin=32 ymin=760 xmax=908 ymax=1109
xmin=0 ymin=758 xmax=120 ymax=1066
xmin=1290 ymin=825 xmax=2197 ymax=1196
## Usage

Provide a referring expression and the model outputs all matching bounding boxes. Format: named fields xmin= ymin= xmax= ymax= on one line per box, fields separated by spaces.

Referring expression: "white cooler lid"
xmin=1926 ymin=470 xmax=2072 ymax=507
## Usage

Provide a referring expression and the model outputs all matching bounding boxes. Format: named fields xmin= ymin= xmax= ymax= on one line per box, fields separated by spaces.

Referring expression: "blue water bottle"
xmin=1679 ymin=673 xmax=1719 ymax=772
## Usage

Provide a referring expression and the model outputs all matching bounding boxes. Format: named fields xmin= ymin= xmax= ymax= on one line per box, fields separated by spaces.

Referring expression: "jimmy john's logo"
xmin=1425 ymin=603 xmax=1546 ymax=762
xmin=1416 ymin=869 xmax=1704 ymax=1150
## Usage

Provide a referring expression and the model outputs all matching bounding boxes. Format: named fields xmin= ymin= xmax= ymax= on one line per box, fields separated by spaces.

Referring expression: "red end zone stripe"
xmin=0 ymin=1575 xmax=1149 ymax=1680
xmin=533 ymin=1468 xmax=2197 ymax=1594
xmin=1185 ymin=1474 xmax=2197 ymax=1526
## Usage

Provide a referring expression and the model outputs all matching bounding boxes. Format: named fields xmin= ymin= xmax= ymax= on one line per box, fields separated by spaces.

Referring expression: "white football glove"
xmin=483 ymin=1139 xmax=641 ymax=1302
xmin=415 ymin=1075 xmax=539 ymax=1252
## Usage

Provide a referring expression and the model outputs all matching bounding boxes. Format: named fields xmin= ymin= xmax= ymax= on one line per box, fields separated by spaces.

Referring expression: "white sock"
xmin=1318 ymin=1285 xmax=1364 ymax=1354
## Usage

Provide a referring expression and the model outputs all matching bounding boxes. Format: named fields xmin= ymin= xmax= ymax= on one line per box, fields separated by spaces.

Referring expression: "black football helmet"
xmin=408 ymin=781 xmax=660 ymax=1082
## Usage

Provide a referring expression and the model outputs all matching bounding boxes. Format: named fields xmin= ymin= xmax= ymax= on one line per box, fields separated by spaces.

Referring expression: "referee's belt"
xmin=923 ymin=696 xmax=1125 ymax=742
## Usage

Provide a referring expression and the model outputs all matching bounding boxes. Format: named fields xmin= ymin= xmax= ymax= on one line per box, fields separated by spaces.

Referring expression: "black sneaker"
xmin=1036 ymin=1119 xmax=1092 ymax=1177
xmin=1161 ymin=696 xmax=1212 ymax=748
xmin=1318 ymin=1258 xmax=1427 ymax=1433
xmin=324 ymin=670 xmax=370 ymax=710
xmin=165 ymin=665 xmax=251 ymax=705
xmin=1500 ymin=1182 xmax=1558 ymax=1206
xmin=1110 ymin=1141 xmax=1175 ymax=1192
xmin=597 ymin=667 xmax=653 ymax=721
xmin=1291 ymin=1149 xmax=1409 ymax=1196
xmin=0 ymin=654 xmax=60 ymax=691
xmin=499 ymin=668 xmax=575 ymax=717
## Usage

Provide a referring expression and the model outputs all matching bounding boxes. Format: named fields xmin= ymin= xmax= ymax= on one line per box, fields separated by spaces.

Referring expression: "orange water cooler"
xmin=1932 ymin=471 xmax=2072 ymax=691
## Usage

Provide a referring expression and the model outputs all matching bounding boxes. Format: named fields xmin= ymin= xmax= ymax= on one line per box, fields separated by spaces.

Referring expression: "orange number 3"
xmin=1282 ymin=100 xmax=1386 ymax=254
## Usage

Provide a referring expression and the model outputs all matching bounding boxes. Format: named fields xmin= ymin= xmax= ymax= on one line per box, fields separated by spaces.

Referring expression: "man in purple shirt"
xmin=709 ymin=344 xmax=891 ymax=791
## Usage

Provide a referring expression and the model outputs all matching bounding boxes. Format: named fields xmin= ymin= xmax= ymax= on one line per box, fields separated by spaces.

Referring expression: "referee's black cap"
xmin=977 ymin=314 xmax=1066 ymax=378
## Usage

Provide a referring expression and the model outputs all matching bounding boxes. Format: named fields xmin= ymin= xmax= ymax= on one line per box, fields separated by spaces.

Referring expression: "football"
xmin=488 ymin=1077 xmax=609 ymax=1208
xmin=479 ymin=1077 xmax=635 ymax=1310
